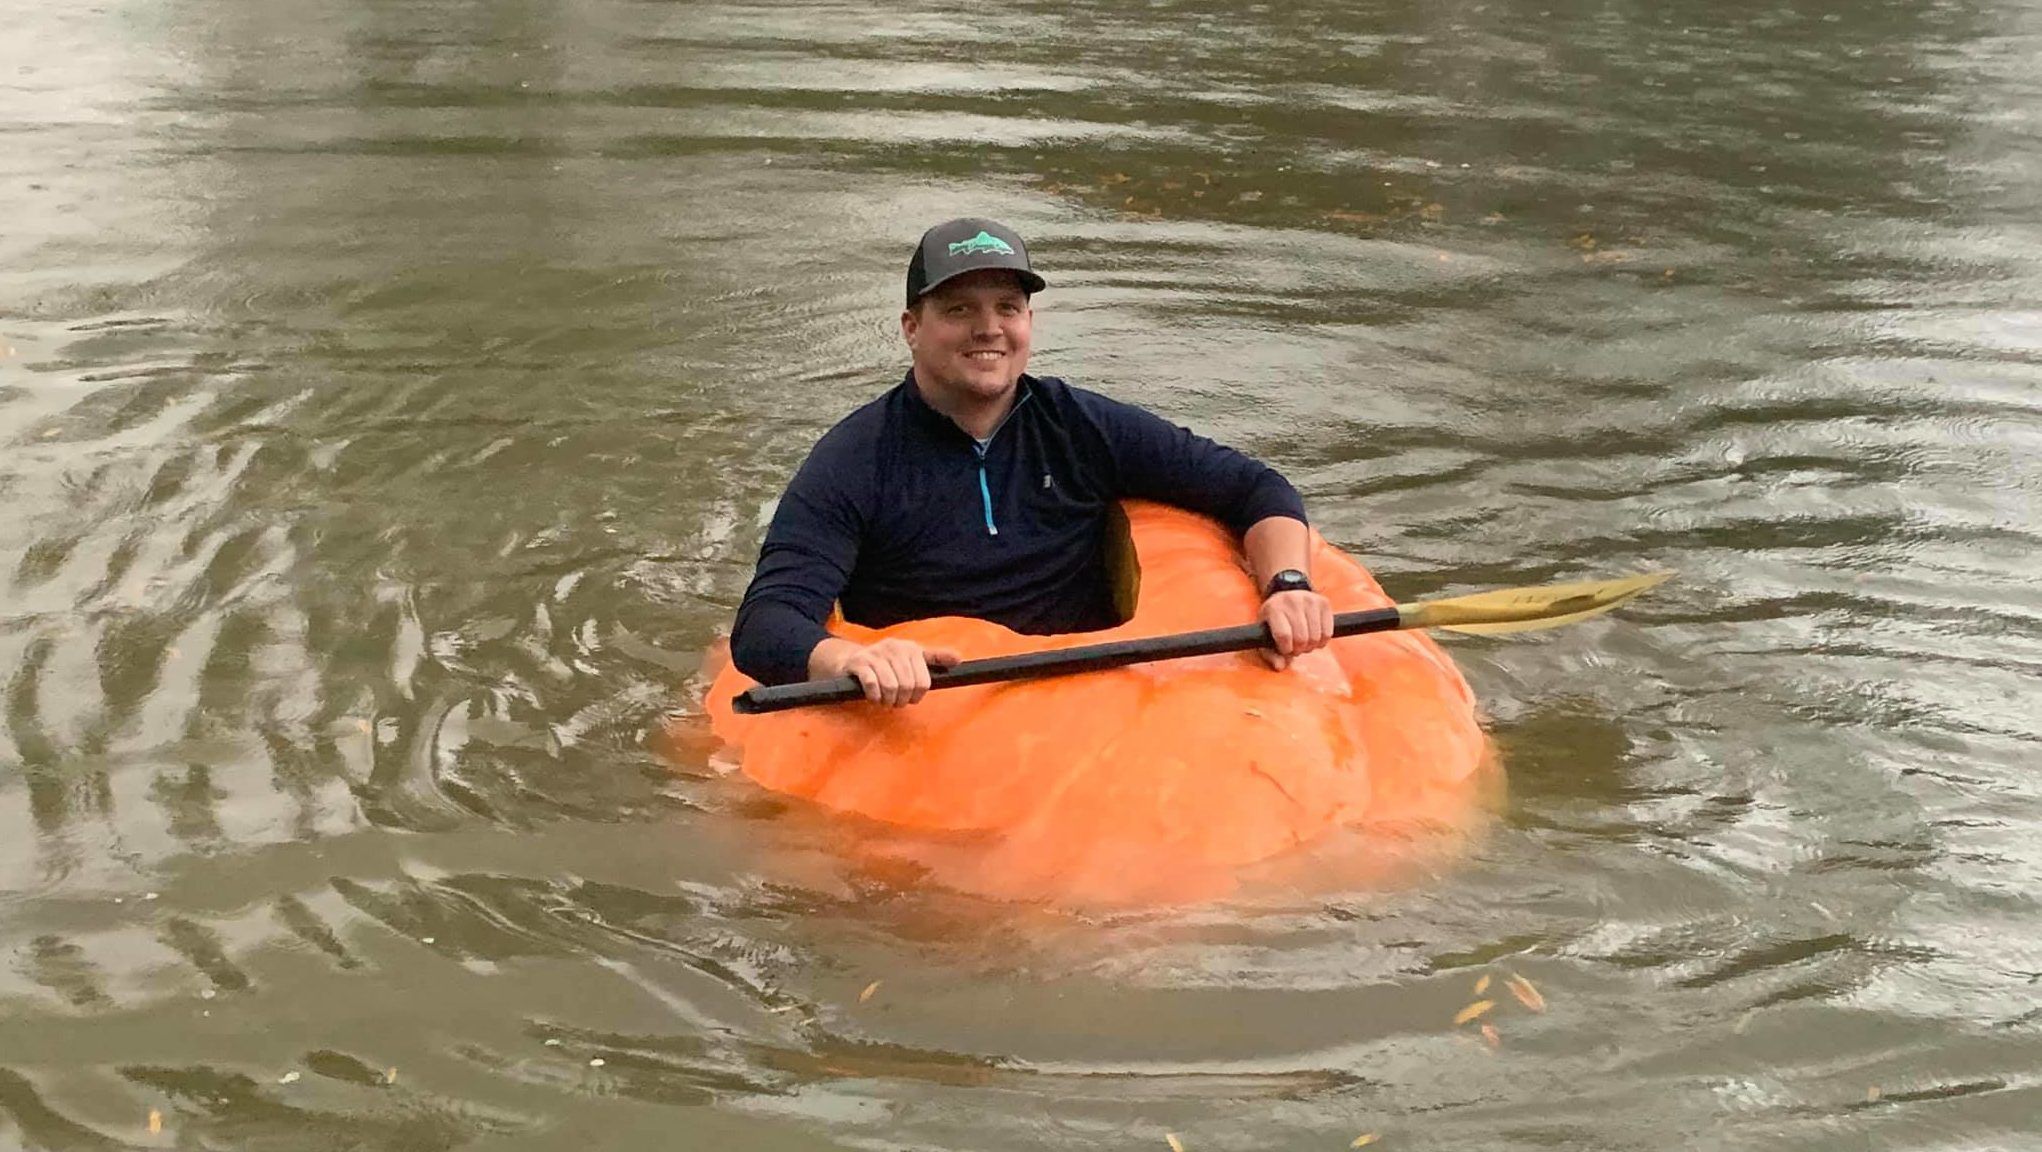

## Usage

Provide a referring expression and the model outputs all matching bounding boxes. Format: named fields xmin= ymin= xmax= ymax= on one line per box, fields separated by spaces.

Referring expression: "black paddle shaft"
xmin=729 ymin=606 xmax=1403 ymax=715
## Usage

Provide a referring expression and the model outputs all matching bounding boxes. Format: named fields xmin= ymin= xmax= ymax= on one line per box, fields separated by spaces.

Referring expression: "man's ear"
xmin=900 ymin=307 xmax=919 ymax=345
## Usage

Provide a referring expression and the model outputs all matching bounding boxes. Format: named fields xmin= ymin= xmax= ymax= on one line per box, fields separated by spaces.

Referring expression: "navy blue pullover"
xmin=730 ymin=372 xmax=1307 ymax=686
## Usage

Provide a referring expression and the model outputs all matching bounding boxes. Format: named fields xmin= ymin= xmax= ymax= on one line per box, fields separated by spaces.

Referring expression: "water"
xmin=3 ymin=0 xmax=2039 ymax=1147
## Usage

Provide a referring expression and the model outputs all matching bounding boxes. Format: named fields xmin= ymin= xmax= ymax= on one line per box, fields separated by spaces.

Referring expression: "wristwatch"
xmin=1263 ymin=568 xmax=1313 ymax=598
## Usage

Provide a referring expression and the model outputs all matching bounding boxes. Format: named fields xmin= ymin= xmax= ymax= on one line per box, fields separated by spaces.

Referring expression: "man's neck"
xmin=911 ymin=372 xmax=1019 ymax=441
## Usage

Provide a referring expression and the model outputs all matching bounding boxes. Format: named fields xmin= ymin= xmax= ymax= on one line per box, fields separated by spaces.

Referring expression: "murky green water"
xmin=4 ymin=0 xmax=2039 ymax=1147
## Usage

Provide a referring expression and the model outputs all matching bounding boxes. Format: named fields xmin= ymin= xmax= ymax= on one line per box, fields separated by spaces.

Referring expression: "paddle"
xmin=730 ymin=571 xmax=1671 ymax=716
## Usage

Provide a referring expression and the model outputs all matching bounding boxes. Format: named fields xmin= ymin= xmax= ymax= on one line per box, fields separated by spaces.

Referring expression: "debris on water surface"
xmin=1351 ymin=1135 xmax=1380 ymax=1148
xmin=1453 ymin=999 xmax=1495 ymax=1025
xmin=589 ymin=1058 xmax=606 ymax=1068
xmin=278 ymin=1071 xmax=300 ymax=1085
xmin=1481 ymin=1023 xmax=1501 ymax=1049
xmin=1504 ymin=974 xmax=1546 ymax=1013
xmin=1866 ymin=1086 xmax=1881 ymax=1102
xmin=859 ymin=980 xmax=881 ymax=1003
xmin=543 ymin=1038 xmax=561 ymax=1047
xmin=384 ymin=1067 xmax=397 ymax=1084
xmin=148 ymin=1109 xmax=163 ymax=1134
xmin=1165 ymin=1134 xmax=1185 ymax=1152
xmin=1473 ymin=974 xmax=1491 ymax=995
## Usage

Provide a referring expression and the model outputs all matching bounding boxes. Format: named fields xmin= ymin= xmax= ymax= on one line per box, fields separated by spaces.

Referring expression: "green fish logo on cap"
xmin=948 ymin=230 xmax=1016 ymax=257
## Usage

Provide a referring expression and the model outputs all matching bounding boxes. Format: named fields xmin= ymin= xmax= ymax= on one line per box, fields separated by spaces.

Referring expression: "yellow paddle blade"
xmin=1397 ymin=571 xmax=1674 ymax=635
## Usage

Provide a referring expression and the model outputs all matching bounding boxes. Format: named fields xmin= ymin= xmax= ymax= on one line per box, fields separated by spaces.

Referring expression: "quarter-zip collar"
xmin=900 ymin=371 xmax=1037 ymax=537
xmin=902 ymin=369 xmax=1036 ymax=445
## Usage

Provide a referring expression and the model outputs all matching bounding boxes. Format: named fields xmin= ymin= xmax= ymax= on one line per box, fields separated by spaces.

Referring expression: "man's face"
xmin=901 ymin=269 xmax=1033 ymax=404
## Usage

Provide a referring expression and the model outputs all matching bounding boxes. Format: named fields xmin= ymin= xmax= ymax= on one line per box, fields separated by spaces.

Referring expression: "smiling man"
xmin=730 ymin=217 xmax=1334 ymax=706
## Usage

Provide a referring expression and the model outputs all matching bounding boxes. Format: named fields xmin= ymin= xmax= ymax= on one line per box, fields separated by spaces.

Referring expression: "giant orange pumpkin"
xmin=695 ymin=502 xmax=1494 ymax=903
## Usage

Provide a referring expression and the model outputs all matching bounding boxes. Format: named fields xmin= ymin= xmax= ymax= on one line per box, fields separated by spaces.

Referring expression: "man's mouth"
xmin=964 ymin=350 xmax=1003 ymax=362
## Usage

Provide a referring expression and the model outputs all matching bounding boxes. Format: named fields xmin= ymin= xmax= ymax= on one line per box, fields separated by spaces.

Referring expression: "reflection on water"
xmin=2 ymin=0 xmax=2039 ymax=1146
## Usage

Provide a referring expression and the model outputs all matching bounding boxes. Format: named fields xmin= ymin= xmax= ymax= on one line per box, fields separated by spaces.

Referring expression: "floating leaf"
xmin=1481 ymin=1023 xmax=1501 ymax=1049
xmin=1473 ymin=974 xmax=1491 ymax=995
xmin=384 ymin=1067 xmax=397 ymax=1084
xmin=859 ymin=980 xmax=881 ymax=1003
xmin=1452 ymin=999 xmax=1495 ymax=1025
xmin=1351 ymin=1135 xmax=1379 ymax=1148
xmin=1504 ymin=974 xmax=1546 ymax=1013
xmin=148 ymin=1109 xmax=163 ymax=1134
xmin=1166 ymin=1134 xmax=1185 ymax=1152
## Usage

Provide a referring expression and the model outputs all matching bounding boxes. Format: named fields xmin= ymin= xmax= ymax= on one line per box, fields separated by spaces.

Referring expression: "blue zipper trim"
xmin=966 ymin=388 xmax=1033 ymax=538
xmin=975 ymin=449 xmax=998 ymax=536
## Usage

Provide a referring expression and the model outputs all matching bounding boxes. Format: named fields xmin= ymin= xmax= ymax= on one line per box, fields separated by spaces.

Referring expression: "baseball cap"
xmin=905 ymin=218 xmax=1047 ymax=306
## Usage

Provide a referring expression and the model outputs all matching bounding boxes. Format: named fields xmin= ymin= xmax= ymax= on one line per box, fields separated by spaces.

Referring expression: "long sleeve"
xmin=729 ymin=450 xmax=868 ymax=686
xmin=1073 ymin=389 xmax=1306 ymax=534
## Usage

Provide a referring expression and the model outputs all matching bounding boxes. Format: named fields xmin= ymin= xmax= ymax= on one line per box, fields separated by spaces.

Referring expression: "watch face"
xmin=1268 ymin=569 xmax=1312 ymax=596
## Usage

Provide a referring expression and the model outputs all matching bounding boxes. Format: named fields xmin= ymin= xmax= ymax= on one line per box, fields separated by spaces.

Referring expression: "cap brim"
xmin=916 ymin=267 xmax=1046 ymax=299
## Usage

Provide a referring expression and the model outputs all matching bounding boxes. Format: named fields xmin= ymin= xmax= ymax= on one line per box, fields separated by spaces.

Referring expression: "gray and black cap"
xmin=905 ymin=218 xmax=1047 ymax=306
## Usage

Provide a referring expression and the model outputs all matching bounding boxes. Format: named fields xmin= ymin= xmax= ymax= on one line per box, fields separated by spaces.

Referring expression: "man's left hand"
xmin=1259 ymin=589 xmax=1335 ymax=671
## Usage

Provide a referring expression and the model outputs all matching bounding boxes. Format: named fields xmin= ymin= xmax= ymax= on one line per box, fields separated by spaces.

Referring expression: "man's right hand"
xmin=807 ymin=637 xmax=962 ymax=708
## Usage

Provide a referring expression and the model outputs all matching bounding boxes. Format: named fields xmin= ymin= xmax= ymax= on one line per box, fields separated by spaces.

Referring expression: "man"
xmin=731 ymin=218 xmax=1335 ymax=706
